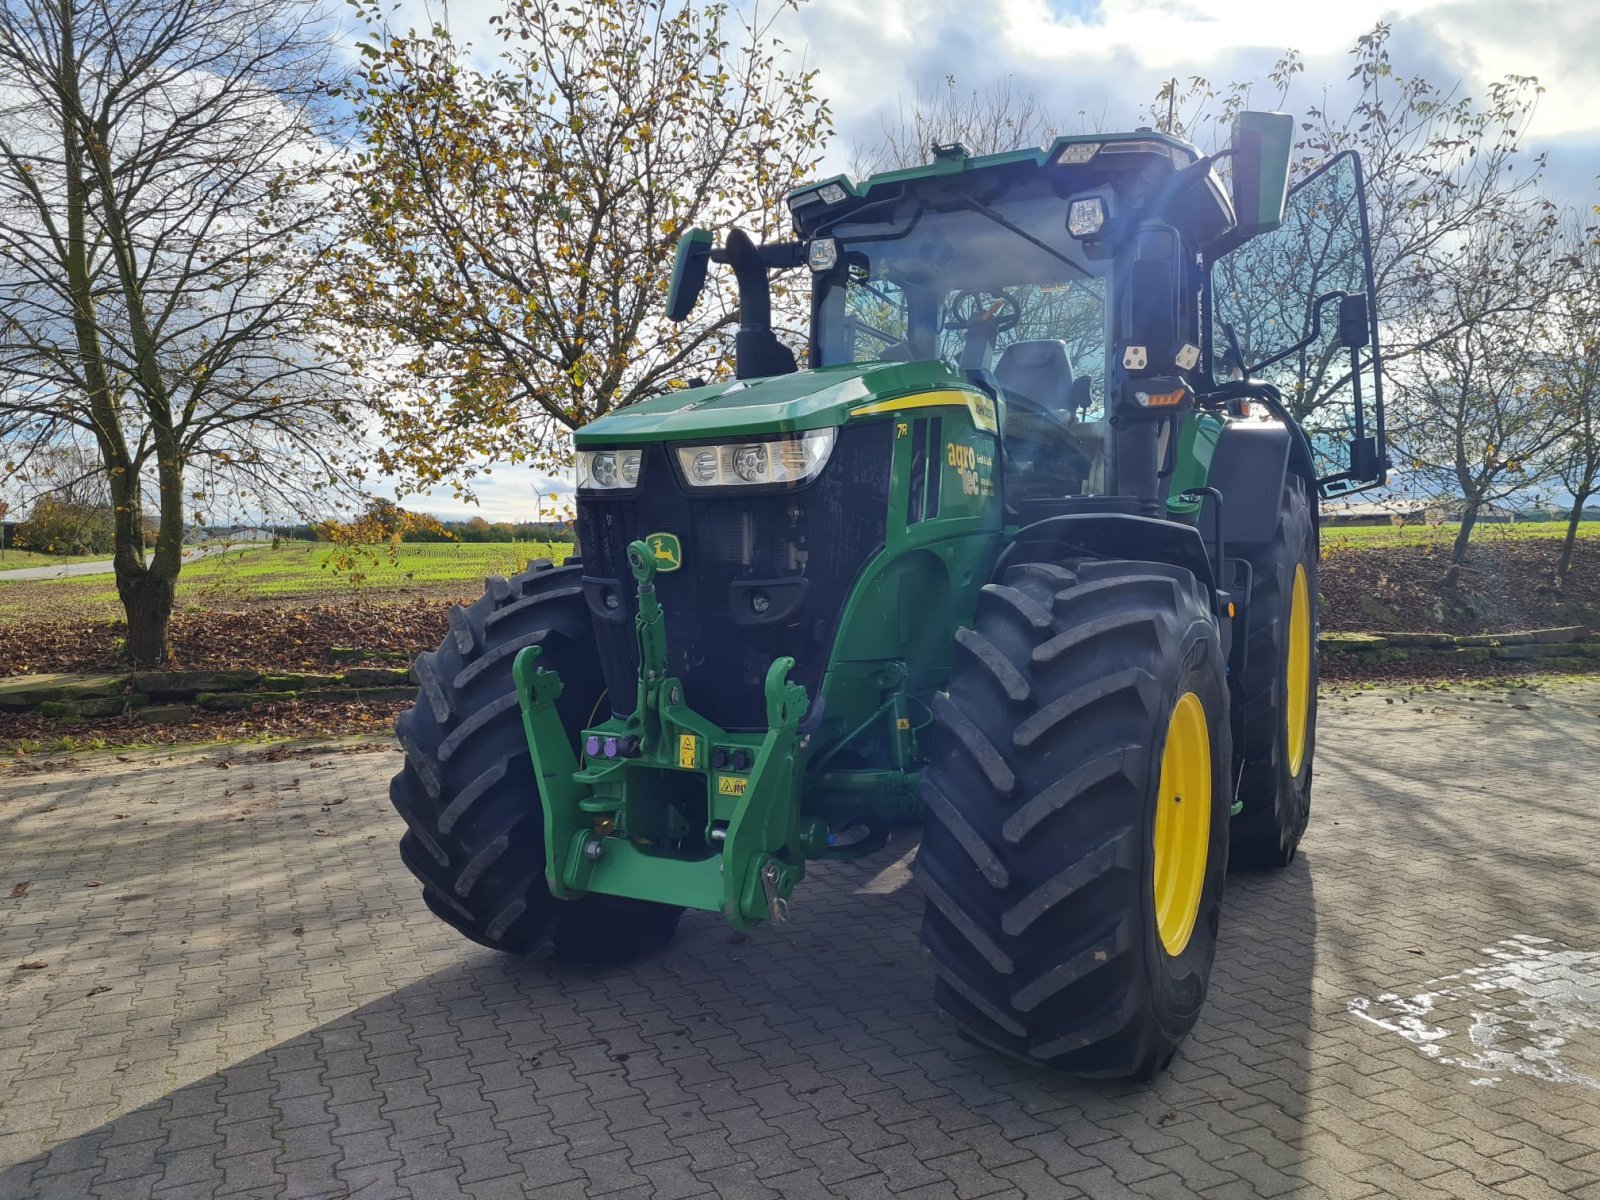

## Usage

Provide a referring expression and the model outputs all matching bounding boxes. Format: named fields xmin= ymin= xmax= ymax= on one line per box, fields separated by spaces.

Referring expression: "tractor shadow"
xmin=1 ymin=828 xmax=1319 ymax=1199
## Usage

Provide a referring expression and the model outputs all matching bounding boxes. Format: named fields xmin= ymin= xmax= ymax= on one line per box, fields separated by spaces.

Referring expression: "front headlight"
xmin=675 ymin=428 xmax=836 ymax=489
xmin=576 ymin=448 xmax=644 ymax=490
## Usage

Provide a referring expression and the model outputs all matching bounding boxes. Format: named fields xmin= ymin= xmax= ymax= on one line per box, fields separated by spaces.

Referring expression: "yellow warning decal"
xmin=718 ymin=776 xmax=747 ymax=796
xmin=677 ymin=734 xmax=699 ymax=769
xmin=896 ymin=717 xmax=911 ymax=731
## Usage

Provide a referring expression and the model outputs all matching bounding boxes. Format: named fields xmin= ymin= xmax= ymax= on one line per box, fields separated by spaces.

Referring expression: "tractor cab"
xmin=666 ymin=118 xmax=1386 ymax=519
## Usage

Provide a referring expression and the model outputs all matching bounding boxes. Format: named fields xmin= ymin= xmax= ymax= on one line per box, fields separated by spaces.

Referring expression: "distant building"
xmin=183 ymin=524 xmax=278 ymax=543
xmin=1322 ymin=499 xmax=1524 ymax=526
xmin=1321 ymin=499 xmax=1430 ymax=526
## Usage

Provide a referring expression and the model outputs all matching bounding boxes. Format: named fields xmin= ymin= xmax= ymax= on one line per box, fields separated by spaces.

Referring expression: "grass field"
xmin=0 ymin=541 xmax=574 ymax=622
xmin=1 ymin=524 xmax=1595 ymax=625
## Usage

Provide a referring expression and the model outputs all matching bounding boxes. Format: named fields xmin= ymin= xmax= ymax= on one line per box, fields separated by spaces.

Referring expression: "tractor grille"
xmin=576 ymin=423 xmax=891 ymax=730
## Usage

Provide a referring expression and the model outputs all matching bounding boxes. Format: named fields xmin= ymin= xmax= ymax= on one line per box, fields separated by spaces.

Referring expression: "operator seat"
xmin=994 ymin=339 xmax=1074 ymax=417
xmin=995 ymin=339 xmax=1092 ymax=500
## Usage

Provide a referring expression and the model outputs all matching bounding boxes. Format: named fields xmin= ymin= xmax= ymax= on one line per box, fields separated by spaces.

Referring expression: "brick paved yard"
xmin=2 ymin=683 xmax=1599 ymax=1200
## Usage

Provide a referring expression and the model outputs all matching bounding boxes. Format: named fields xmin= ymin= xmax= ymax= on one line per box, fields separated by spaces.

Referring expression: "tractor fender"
xmin=997 ymin=512 xmax=1217 ymax=596
xmin=1204 ymin=419 xmax=1316 ymax=548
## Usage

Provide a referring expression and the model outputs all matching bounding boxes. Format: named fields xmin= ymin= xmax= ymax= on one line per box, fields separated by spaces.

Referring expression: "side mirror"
xmin=666 ymin=228 xmax=713 ymax=322
xmin=1338 ymin=293 xmax=1370 ymax=349
xmin=1222 ymin=111 xmax=1292 ymax=247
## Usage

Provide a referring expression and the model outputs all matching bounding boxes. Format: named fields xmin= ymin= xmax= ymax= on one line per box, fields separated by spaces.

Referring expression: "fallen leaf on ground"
xmin=84 ymin=880 xmax=102 ymax=888
xmin=9 ymin=882 xmax=28 ymax=899
xmin=17 ymin=961 xmax=46 ymax=970
xmin=86 ymin=985 xmax=111 ymax=996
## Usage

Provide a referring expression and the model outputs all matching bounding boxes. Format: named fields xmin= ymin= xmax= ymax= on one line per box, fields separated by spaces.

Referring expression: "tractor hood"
xmin=574 ymin=360 xmax=991 ymax=446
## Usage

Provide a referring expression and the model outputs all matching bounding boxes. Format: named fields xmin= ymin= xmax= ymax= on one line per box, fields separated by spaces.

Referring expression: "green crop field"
xmin=1320 ymin=520 xmax=1600 ymax=550
xmin=0 ymin=549 xmax=112 ymax=570
xmin=0 ymin=541 xmax=574 ymax=622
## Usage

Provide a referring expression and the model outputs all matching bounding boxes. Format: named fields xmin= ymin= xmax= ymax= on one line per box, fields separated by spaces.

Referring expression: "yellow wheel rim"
xmin=1152 ymin=691 xmax=1212 ymax=958
xmin=1286 ymin=563 xmax=1312 ymax=777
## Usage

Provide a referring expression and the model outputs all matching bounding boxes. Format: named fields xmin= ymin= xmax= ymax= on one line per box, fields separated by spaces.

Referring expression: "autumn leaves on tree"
xmin=323 ymin=0 xmax=832 ymax=502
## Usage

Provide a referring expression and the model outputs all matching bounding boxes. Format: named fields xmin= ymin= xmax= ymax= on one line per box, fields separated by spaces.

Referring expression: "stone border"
xmin=0 ymin=665 xmax=415 ymax=725
xmin=4 ymin=626 xmax=1595 ymax=725
xmin=1319 ymin=626 xmax=1598 ymax=669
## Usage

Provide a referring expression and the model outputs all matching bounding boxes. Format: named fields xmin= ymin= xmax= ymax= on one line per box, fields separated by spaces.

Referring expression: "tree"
xmin=1158 ymin=28 xmax=1549 ymax=422
xmin=17 ymin=496 xmax=112 ymax=555
xmin=9 ymin=438 xmax=116 ymax=554
xmin=1391 ymin=223 xmax=1566 ymax=575
xmin=0 ymin=0 xmax=355 ymax=664
xmin=851 ymin=75 xmax=1058 ymax=175
xmin=1548 ymin=210 xmax=1600 ymax=576
xmin=1303 ymin=27 xmax=1549 ymax=370
xmin=324 ymin=0 xmax=831 ymax=500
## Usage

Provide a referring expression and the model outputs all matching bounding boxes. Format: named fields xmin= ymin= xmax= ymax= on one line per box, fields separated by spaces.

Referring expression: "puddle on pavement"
xmin=1348 ymin=934 xmax=1600 ymax=1089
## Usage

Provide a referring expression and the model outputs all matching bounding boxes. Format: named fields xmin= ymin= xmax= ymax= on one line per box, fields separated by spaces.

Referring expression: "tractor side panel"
xmin=827 ymin=407 xmax=1004 ymax=692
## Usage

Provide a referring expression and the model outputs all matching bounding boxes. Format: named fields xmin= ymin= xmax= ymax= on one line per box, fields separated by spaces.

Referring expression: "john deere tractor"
xmin=390 ymin=113 xmax=1386 ymax=1078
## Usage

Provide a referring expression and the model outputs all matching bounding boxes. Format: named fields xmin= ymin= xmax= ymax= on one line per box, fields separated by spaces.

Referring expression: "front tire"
xmin=390 ymin=559 xmax=684 ymax=964
xmin=917 ymin=558 xmax=1231 ymax=1079
xmin=1230 ymin=475 xmax=1319 ymax=869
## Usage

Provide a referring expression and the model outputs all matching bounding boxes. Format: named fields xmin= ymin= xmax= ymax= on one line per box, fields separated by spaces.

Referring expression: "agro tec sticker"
xmin=645 ymin=532 xmax=682 ymax=572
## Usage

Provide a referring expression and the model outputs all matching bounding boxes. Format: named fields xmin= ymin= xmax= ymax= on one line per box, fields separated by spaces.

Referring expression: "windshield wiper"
xmin=961 ymin=196 xmax=1093 ymax=281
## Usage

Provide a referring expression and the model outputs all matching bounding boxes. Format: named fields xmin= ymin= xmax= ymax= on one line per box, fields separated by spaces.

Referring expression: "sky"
xmin=376 ymin=0 xmax=1600 ymax=521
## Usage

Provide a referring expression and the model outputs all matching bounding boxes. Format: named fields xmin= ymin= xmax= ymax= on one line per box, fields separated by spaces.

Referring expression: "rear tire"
xmin=917 ymin=558 xmax=1230 ymax=1079
xmin=390 ymin=559 xmax=684 ymax=964
xmin=1230 ymin=475 xmax=1319 ymax=869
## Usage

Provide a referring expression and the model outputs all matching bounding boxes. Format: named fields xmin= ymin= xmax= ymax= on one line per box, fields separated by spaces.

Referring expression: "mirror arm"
xmin=718 ymin=229 xmax=798 ymax=380
xmin=1246 ymin=291 xmax=1348 ymax=374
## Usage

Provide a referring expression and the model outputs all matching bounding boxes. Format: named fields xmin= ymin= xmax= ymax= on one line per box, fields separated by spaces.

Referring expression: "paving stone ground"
xmin=2 ymin=683 xmax=1599 ymax=1200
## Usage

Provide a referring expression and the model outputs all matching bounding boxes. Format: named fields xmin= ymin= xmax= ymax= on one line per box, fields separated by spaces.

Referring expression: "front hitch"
xmin=513 ymin=540 xmax=810 ymax=928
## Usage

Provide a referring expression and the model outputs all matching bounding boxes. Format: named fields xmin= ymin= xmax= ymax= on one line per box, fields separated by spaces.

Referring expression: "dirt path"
xmin=0 ymin=543 xmax=239 ymax=582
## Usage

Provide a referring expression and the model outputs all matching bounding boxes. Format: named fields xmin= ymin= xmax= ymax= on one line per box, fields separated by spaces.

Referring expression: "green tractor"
xmin=390 ymin=114 xmax=1386 ymax=1078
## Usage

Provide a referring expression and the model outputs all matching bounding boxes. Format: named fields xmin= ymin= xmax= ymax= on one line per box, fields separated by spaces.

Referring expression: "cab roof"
xmin=786 ymin=129 xmax=1201 ymax=226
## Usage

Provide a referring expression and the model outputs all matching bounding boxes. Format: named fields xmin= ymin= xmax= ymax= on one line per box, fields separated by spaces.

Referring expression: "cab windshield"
xmin=812 ymin=190 xmax=1112 ymax=498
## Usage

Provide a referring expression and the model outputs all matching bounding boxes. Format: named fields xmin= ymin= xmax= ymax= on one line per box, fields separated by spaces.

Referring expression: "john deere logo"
xmin=645 ymin=532 xmax=682 ymax=572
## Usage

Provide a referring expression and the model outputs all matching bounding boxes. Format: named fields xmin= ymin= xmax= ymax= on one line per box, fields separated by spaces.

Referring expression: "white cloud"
xmin=789 ymin=0 xmax=1598 ymax=179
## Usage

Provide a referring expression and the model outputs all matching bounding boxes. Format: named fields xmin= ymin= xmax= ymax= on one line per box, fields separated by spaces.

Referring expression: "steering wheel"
xmin=947 ymin=289 xmax=1022 ymax=334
